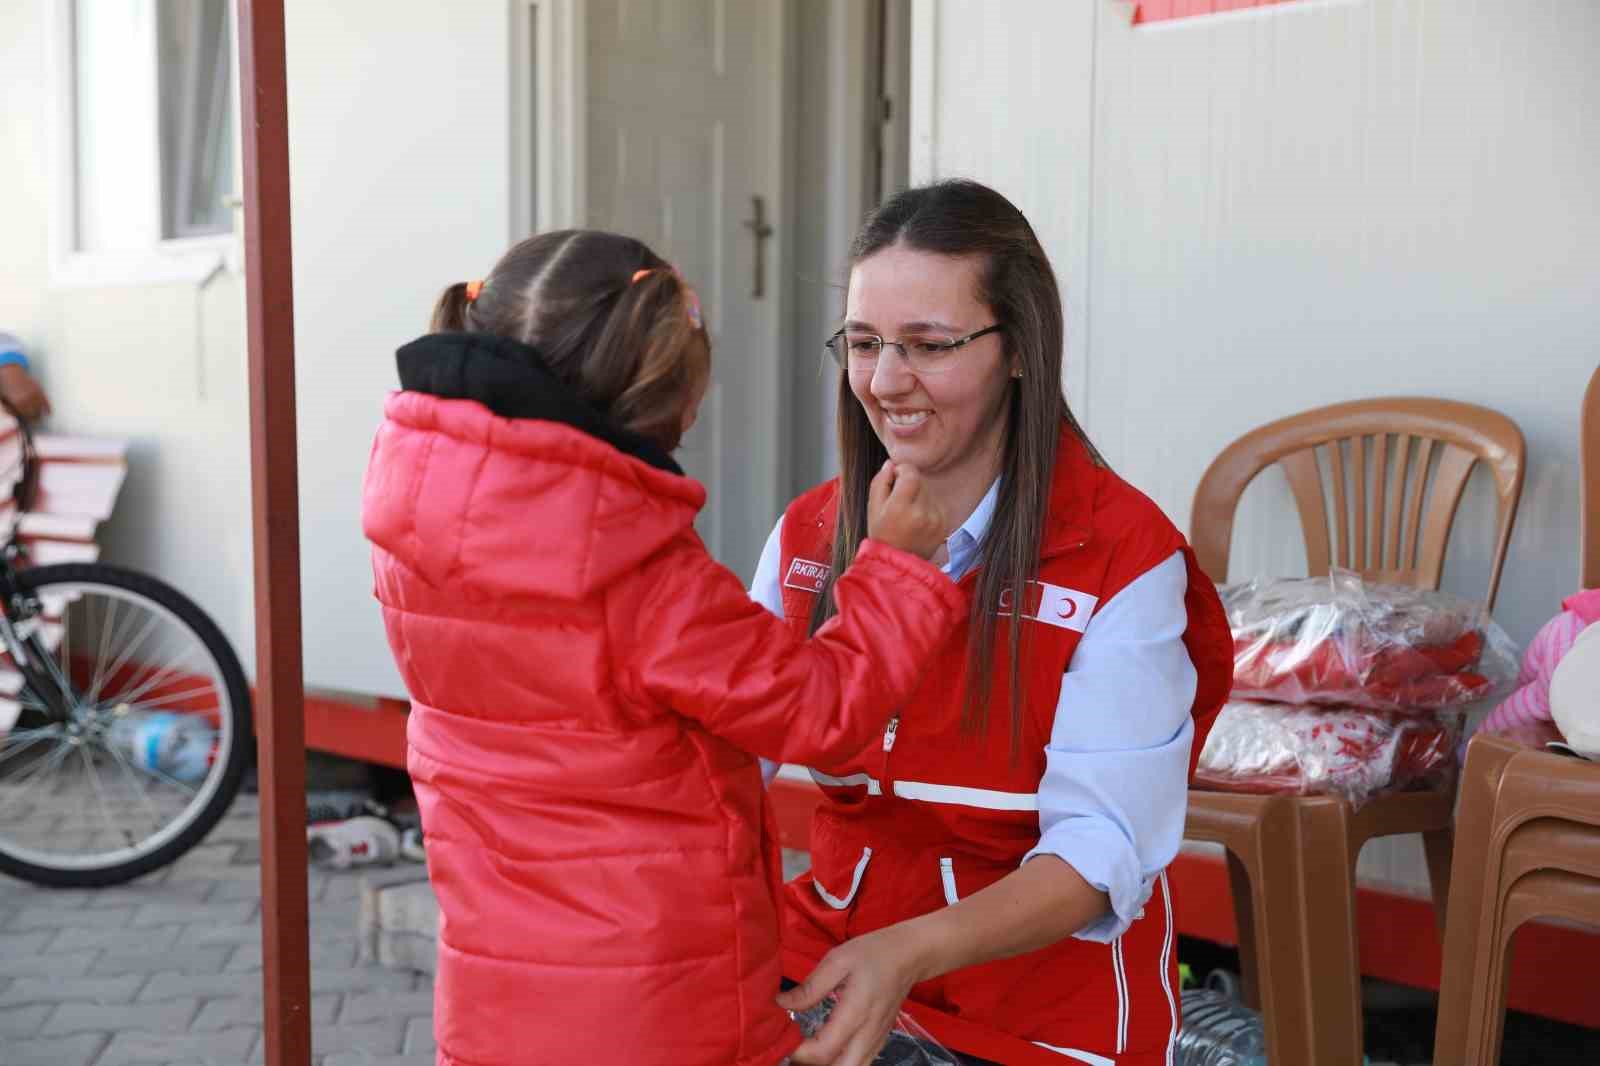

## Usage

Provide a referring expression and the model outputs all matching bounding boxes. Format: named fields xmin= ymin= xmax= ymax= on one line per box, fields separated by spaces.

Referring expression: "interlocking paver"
xmin=0 ymin=973 xmax=146 ymax=1007
xmin=131 ymin=899 xmax=257 ymax=928
xmin=0 ymin=946 xmax=98 ymax=979
xmin=339 ymin=990 xmax=433 ymax=1025
xmin=42 ymin=997 xmax=200 ymax=1036
xmin=0 ymin=1002 xmax=51 ymax=1037
xmin=94 ymin=943 xmax=232 ymax=977
xmin=51 ymin=922 xmax=183 ymax=955
xmin=8 ymin=903 xmax=138 ymax=931
xmin=188 ymin=991 xmax=338 ymax=1032
xmin=96 ymin=1026 xmax=256 ymax=1065
xmin=402 ymin=1014 xmax=435 ymax=1055
xmin=4 ymin=1031 xmax=108 ymax=1066
xmin=140 ymin=970 xmax=268 ymax=1003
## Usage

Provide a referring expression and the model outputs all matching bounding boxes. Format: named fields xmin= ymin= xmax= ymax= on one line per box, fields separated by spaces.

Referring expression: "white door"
xmin=583 ymin=0 xmax=786 ymax=581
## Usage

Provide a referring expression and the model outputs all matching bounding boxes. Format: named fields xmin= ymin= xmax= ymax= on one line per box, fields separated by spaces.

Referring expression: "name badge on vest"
xmin=999 ymin=580 xmax=1097 ymax=634
xmin=784 ymin=557 xmax=831 ymax=594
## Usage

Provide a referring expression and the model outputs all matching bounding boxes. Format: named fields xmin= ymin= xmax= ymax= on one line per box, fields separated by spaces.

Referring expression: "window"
xmin=53 ymin=0 xmax=239 ymax=285
xmin=157 ymin=1 xmax=236 ymax=240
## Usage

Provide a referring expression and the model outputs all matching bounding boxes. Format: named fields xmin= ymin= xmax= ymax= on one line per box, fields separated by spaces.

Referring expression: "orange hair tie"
xmin=629 ymin=268 xmax=703 ymax=330
xmin=464 ymin=280 xmax=484 ymax=303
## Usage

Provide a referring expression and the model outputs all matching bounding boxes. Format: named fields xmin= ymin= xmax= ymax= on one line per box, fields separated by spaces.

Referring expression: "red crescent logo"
xmin=1057 ymin=598 xmax=1077 ymax=620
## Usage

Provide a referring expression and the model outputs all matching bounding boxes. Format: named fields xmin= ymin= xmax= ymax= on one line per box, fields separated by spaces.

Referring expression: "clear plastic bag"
xmin=788 ymin=995 xmax=958 ymax=1066
xmin=1220 ymin=570 xmax=1518 ymax=711
xmin=1196 ymin=700 xmax=1462 ymax=808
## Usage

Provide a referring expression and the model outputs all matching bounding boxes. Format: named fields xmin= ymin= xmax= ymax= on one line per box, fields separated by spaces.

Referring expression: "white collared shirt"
xmin=748 ymin=479 xmax=1196 ymax=942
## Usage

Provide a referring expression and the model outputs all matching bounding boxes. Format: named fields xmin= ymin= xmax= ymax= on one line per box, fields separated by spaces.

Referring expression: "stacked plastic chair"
xmin=1433 ymin=364 xmax=1600 ymax=1063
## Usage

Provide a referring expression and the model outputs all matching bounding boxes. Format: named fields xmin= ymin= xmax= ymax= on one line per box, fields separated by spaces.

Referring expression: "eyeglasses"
xmin=824 ymin=324 xmax=1003 ymax=375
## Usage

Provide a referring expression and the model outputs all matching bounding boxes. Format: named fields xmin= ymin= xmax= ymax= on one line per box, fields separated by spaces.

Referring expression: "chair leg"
xmin=1231 ymin=816 xmax=1325 ymax=1066
xmin=1225 ymin=850 xmax=1261 ymax=1009
xmin=1434 ymin=736 xmax=1520 ymax=1065
xmin=1461 ymin=904 xmax=1521 ymax=1064
xmin=1422 ymin=826 xmax=1454 ymax=939
xmin=1292 ymin=803 xmax=1366 ymax=1066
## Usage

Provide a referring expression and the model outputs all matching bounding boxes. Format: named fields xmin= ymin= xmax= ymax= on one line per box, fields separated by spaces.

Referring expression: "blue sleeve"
xmin=1023 ymin=551 xmax=1197 ymax=943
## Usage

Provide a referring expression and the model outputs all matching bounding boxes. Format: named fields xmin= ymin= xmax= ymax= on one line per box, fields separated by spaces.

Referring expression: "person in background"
xmin=0 ymin=331 xmax=52 ymax=420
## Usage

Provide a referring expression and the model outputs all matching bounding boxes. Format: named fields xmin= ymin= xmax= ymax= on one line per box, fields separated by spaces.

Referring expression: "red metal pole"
xmin=236 ymin=1 xmax=311 ymax=1063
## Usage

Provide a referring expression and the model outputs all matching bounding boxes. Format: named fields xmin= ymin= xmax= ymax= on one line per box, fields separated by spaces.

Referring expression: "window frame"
xmin=47 ymin=0 xmax=241 ymax=289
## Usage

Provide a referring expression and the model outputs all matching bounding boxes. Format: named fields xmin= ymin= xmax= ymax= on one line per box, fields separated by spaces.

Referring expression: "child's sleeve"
xmin=619 ymin=537 xmax=964 ymax=766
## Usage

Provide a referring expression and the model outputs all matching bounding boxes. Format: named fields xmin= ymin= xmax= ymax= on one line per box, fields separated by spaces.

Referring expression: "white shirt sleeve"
xmin=1022 ymin=551 xmax=1198 ymax=943
xmin=748 ymin=516 xmax=786 ymax=787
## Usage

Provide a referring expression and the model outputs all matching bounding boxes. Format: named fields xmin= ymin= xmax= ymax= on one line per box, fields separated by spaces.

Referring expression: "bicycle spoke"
xmin=0 ymin=727 xmax=60 ymax=771
xmin=103 ymin=658 xmax=208 ymax=713
xmin=99 ymin=734 xmax=168 ymax=837
xmin=85 ymin=591 xmax=123 ymax=707
xmin=78 ymin=744 xmax=134 ymax=850
xmin=118 ymin=756 xmax=200 ymax=798
xmin=116 ymin=684 xmax=219 ymax=717
xmin=85 ymin=612 xmax=163 ymax=711
xmin=0 ymin=739 xmax=77 ymax=815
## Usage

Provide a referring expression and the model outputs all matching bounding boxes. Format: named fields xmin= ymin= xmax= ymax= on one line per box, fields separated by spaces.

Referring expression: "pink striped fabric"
xmin=1481 ymin=611 xmax=1587 ymax=732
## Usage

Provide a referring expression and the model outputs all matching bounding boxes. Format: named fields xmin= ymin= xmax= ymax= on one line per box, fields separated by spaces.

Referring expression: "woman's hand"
xmin=866 ymin=460 xmax=946 ymax=561
xmin=777 ymin=924 xmax=930 ymax=1066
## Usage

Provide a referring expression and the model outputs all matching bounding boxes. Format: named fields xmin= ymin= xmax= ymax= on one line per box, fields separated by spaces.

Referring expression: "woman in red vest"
xmin=751 ymin=181 xmax=1234 ymax=1066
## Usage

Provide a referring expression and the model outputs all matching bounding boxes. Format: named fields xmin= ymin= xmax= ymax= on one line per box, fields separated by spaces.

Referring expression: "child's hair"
xmin=431 ymin=230 xmax=710 ymax=452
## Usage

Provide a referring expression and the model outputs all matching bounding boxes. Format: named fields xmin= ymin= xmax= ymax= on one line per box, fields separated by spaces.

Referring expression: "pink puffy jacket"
xmin=362 ymin=332 xmax=964 ymax=1066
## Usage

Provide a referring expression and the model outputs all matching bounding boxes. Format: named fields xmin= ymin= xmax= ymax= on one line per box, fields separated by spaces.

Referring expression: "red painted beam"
xmin=237 ymin=1 xmax=311 ymax=1063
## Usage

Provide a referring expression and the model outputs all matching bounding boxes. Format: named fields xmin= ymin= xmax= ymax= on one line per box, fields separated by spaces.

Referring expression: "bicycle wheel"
xmin=0 ymin=563 xmax=252 ymax=886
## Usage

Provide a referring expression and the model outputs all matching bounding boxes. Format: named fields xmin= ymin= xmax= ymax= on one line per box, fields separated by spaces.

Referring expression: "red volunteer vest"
xmin=780 ymin=427 xmax=1232 ymax=1064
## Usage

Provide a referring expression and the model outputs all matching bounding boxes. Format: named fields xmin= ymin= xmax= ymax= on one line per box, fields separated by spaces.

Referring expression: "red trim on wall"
xmin=1134 ymin=0 xmax=1298 ymax=25
xmin=300 ymin=692 xmax=409 ymax=769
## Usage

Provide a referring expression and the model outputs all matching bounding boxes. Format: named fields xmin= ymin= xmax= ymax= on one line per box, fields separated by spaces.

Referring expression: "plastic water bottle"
xmin=105 ymin=710 xmax=215 ymax=783
xmin=1175 ymin=988 xmax=1268 ymax=1066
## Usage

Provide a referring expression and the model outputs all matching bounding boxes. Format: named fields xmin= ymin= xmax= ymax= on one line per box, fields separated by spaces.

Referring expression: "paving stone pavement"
xmin=0 ymin=794 xmax=435 ymax=1066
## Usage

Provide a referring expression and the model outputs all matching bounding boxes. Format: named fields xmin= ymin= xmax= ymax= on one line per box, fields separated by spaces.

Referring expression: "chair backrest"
xmin=1191 ymin=397 xmax=1525 ymax=611
xmin=1582 ymin=365 xmax=1600 ymax=590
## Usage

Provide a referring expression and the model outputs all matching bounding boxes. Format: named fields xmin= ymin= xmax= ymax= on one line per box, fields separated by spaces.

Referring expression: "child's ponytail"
xmin=431 ymin=281 xmax=475 ymax=332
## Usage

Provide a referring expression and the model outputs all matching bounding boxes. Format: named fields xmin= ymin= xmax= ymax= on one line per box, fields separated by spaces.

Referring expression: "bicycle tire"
xmin=0 ymin=563 xmax=252 ymax=886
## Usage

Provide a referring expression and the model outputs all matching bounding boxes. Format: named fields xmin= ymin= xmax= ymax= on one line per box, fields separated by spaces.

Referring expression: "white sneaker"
xmin=306 ymin=815 xmax=400 ymax=870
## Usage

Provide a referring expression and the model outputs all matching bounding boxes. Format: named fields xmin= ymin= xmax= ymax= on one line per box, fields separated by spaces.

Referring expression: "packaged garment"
xmin=789 ymin=996 xmax=957 ymax=1066
xmin=1221 ymin=571 xmax=1517 ymax=711
xmin=1195 ymin=700 xmax=1461 ymax=808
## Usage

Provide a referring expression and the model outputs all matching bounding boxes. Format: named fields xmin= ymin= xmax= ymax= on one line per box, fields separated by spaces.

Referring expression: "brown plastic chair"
xmin=1433 ymin=733 xmax=1600 ymax=1065
xmin=1582 ymin=364 xmax=1600 ymax=590
xmin=1186 ymin=397 xmax=1526 ymax=1066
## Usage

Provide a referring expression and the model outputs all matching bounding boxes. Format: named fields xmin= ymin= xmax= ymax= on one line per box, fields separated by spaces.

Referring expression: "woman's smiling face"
xmin=844 ymin=245 xmax=1014 ymax=486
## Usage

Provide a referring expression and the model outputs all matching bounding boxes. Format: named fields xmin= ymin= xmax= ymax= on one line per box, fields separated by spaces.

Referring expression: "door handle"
xmin=742 ymin=195 xmax=774 ymax=300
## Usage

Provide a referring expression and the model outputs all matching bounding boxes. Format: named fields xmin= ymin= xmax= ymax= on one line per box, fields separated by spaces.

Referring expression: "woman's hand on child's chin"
xmin=866 ymin=460 xmax=948 ymax=561
xmin=777 ymin=924 xmax=929 ymax=1066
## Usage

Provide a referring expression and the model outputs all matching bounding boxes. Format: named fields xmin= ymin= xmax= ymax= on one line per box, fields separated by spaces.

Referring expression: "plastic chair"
xmin=1433 ymin=733 xmax=1600 ymax=1065
xmin=1186 ymin=397 xmax=1526 ymax=1066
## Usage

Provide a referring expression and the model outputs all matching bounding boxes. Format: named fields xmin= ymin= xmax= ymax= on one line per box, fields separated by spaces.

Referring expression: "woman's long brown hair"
xmin=809 ymin=180 xmax=1102 ymax=751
